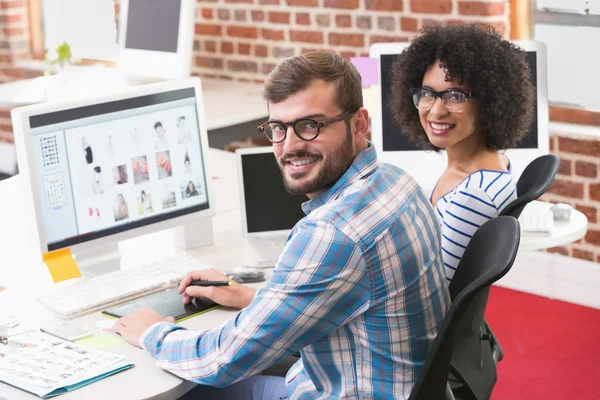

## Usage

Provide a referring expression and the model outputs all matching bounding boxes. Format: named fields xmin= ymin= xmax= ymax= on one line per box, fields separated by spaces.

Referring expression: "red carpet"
xmin=486 ymin=287 xmax=600 ymax=400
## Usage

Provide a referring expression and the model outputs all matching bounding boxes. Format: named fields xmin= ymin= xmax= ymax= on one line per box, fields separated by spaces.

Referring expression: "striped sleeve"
xmin=440 ymin=187 xmax=499 ymax=280
xmin=139 ymin=219 xmax=371 ymax=387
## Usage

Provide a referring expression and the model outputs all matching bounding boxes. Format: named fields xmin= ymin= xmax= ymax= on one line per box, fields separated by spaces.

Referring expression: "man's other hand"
xmin=112 ymin=308 xmax=175 ymax=347
xmin=178 ymin=269 xmax=256 ymax=310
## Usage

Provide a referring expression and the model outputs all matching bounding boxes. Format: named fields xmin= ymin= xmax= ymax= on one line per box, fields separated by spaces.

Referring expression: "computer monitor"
xmin=117 ymin=0 xmax=196 ymax=79
xmin=237 ymin=147 xmax=306 ymax=236
xmin=369 ymin=41 xmax=549 ymax=192
xmin=11 ymin=78 xmax=215 ymax=274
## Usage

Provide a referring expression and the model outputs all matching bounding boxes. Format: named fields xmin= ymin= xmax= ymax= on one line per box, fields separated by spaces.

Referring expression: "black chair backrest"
xmin=408 ymin=216 xmax=520 ymax=400
xmin=500 ymin=154 xmax=560 ymax=219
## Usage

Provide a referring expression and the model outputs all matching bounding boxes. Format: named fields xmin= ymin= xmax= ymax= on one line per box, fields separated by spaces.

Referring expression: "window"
xmin=533 ymin=0 xmax=600 ymax=111
xmin=511 ymin=0 xmax=600 ymax=124
xmin=28 ymin=0 xmax=118 ymax=62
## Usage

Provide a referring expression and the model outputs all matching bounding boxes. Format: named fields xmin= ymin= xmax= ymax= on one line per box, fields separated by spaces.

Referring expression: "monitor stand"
xmin=71 ymin=219 xmax=214 ymax=277
xmin=74 ymin=243 xmax=122 ymax=277
xmin=173 ymin=218 xmax=214 ymax=250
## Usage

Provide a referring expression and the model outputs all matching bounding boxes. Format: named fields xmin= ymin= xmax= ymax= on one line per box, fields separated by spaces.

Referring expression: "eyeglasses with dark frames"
xmin=258 ymin=111 xmax=353 ymax=143
xmin=409 ymin=87 xmax=475 ymax=113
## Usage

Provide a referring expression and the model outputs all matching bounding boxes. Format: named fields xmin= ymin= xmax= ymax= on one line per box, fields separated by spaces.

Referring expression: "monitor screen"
xmin=125 ymin=0 xmax=181 ymax=53
xmin=379 ymin=51 xmax=539 ymax=151
xmin=240 ymin=152 xmax=306 ymax=234
xmin=29 ymin=88 xmax=209 ymax=251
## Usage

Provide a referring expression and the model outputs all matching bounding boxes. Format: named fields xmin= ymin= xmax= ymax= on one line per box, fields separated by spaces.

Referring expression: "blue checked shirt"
xmin=140 ymin=144 xmax=450 ymax=399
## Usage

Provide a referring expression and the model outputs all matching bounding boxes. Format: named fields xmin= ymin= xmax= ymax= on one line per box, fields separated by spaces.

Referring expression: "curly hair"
xmin=389 ymin=24 xmax=535 ymax=151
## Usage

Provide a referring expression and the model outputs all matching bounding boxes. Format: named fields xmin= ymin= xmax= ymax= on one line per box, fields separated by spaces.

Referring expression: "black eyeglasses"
xmin=258 ymin=111 xmax=352 ymax=143
xmin=410 ymin=87 xmax=475 ymax=113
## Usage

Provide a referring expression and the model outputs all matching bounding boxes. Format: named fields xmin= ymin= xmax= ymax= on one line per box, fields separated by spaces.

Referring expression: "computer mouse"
xmin=226 ymin=270 xmax=266 ymax=284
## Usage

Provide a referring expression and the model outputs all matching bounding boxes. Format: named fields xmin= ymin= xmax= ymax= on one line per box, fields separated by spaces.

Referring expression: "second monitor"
xmin=236 ymin=147 xmax=306 ymax=266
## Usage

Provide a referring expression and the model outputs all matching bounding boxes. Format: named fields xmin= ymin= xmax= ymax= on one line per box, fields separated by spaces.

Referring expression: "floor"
xmin=487 ymin=286 xmax=600 ymax=400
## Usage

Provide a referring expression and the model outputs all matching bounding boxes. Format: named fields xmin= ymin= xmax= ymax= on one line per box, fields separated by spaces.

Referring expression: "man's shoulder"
xmin=307 ymin=163 xmax=434 ymax=244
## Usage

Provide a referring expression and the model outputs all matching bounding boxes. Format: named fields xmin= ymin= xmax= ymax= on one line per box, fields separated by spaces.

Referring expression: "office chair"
xmin=447 ymin=155 xmax=559 ymax=399
xmin=482 ymin=154 xmax=560 ymax=362
xmin=409 ymin=216 xmax=520 ymax=400
xmin=500 ymin=154 xmax=561 ymax=219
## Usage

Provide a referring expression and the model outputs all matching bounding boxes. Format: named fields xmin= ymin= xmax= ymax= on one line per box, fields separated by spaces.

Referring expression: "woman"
xmin=92 ymin=166 xmax=103 ymax=195
xmin=115 ymin=194 xmax=129 ymax=221
xmin=177 ymin=116 xmax=191 ymax=144
xmin=139 ymin=190 xmax=152 ymax=214
xmin=82 ymin=137 xmax=93 ymax=164
xmin=185 ymin=181 xmax=198 ymax=198
xmin=183 ymin=152 xmax=192 ymax=173
xmin=390 ymin=24 xmax=534 ymax=281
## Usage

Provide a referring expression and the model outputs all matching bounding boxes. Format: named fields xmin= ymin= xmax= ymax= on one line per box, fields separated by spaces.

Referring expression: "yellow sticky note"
xmin=75 ymin=334 xmax=123 ymax=350
xmin=43 ymin=248 xmax=81 ymax=283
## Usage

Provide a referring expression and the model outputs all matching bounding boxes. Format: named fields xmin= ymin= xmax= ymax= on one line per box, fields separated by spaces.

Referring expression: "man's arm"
xmin=140 ymin=220 xmax=371 ymax=387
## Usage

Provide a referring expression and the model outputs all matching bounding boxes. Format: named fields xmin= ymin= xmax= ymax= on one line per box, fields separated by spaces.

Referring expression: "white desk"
xmin=0 ymin=149 xmax=256 ymax=400
xmin=519 ymin=206 xmax=588 ymax=252
xmin=0 ymin=148 xmax=589 ymax=399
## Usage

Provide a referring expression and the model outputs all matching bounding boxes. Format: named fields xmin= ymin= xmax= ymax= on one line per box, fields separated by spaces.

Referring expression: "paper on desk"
xmin=75 ymin=334 xmax=122 ymax=350
xmin=95 ymin=319 xmax=115 ymax=333
xmin=43 ymin=248 xmax=81 ymax=283
xmin=0 ymin=315 xmax=36 ymax=338
xmin=0 ymin=332 xmax=133 ymax=398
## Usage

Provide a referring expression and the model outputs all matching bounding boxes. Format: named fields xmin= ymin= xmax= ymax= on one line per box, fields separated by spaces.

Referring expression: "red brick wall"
xmin=192 ymin=0 xmax=508 ymax=81
xmin=0 ymin=0 xmax=508 ymax=142
xmin=544 ymin=132 xmax=600 ymax=263
xmin=0 ymin=0 xmax=42 ymax=143
xmin=0 ymin=0 xmax=39 ymax=83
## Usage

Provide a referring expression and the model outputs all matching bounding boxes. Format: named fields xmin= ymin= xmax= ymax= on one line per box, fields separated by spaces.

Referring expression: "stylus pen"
xmin=189 ymin=280 xmax=233 ymax=287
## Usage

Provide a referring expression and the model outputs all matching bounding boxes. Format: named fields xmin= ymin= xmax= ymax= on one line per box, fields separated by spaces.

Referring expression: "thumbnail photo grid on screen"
xmin=62 ymin=106 xmax=207 ymax=235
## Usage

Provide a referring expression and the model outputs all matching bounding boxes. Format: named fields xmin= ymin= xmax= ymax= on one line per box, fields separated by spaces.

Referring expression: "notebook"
xmin=235 ymin=147 xmax=307 ymax=266
xmin=0 ymin=331 xmax=133 ymax=398
xmin=102 ymin=288 xmax=220 ymax=322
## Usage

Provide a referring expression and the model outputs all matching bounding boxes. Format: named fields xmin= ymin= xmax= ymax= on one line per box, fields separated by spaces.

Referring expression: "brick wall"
xmin=544 ymin=132 xmax=600 ymax=263
xmin=192 ymin=0 xmax=508 ymax=82
xmin=0 ymin=0 xmax=33 ymax=82
xmin=0 ymin=0 xmax=42 ymax=143
xmin=0 ymin=0 xmax=508 ymax=142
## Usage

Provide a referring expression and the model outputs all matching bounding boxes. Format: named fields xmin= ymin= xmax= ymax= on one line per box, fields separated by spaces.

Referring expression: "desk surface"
xmin=0 ymin=72 xmax=268 ymax=132
xmin=0 ymin=149 xmax=252 ymax=400
xmin=0 ymin=148 xmax=589 ymax=399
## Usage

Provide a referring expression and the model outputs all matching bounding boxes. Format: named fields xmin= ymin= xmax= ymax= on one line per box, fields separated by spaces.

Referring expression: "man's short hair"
xmin=154 ymin=122 xmax=163 ymax=130
xmin=264 ymin=51 xmax=363 ymax=112
xmin=93 ymin=166 xmax=101 ymax=173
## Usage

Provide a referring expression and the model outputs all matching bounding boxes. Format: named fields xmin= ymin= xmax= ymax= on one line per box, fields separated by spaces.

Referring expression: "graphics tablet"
xmin=102 ymin=288 xmax=220 ymax=322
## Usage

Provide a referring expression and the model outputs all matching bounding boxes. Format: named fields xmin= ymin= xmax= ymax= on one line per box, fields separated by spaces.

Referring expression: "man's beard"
xmin=277 ymin=129 xmax=355 ymax=196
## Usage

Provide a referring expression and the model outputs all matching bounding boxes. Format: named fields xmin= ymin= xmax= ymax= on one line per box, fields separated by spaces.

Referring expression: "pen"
xmin=189 ymin=280 xmax=233 ymax=287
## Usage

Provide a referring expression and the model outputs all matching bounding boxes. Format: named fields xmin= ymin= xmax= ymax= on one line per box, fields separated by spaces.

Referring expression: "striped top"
xmin=433 ymin=169 xmax=517 ymax=281
xmin=140 ymin=144 xmax=450 ymax=399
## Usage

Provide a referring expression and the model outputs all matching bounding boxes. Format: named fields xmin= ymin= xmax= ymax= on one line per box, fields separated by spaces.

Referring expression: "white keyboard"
xmin=37 ymin=253 xmax=212 ymax=319
xmin=519 ymin=204 xmax=554 ymax=236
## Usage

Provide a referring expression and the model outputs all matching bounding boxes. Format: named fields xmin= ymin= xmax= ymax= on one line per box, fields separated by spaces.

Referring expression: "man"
xmin=113 ymin=52 xmax=449 ymax=399
xmin=92 ymin=166 xmax=103 ymax=195
xmin=154 ymin=121 xmax=169 ymax=149
xmin=177 ymin=115 xmax=192 ymax=144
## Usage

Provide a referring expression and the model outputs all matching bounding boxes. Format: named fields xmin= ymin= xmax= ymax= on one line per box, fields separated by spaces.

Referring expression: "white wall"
xmin=495 ymin=251 xmax=600 ymax=310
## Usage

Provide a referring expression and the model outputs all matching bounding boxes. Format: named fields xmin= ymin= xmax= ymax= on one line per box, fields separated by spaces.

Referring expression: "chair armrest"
xmin=484 ymin=320 xmax=504 ymax=363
